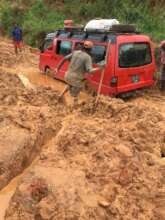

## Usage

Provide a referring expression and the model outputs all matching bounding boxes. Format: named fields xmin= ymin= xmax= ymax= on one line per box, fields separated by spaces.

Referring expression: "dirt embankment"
xmin=4 ymin=96 xmax=165 ymax=220
xmin=0 ymin=71 xmax=66 ymax=191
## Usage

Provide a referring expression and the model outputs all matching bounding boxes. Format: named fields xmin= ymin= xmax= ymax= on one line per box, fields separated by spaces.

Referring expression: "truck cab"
xmin=39 ymin=24 xmax=156 ymax=97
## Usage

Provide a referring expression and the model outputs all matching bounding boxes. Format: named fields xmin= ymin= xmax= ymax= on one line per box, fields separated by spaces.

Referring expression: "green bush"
xmin=0 ymin=0 xmax=164 ymax=46
xmin=62 ymin=0 xmax=165 ymax=43
xmin=22 ymin=0 xmax=65 ymax=45
xmin=0 ymin=0 xmax=65 ymax=46
xmin=0 ymin=1 xmax=25 ymax=34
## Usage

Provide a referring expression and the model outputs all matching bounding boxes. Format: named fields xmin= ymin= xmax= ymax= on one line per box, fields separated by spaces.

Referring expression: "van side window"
xmin=44 ymin=38 xmax=53 ymax=51
xmin=90 ymin=45 xmax=106 ymax=63
xmin=56 ymin=41 xmax=72 ymax=56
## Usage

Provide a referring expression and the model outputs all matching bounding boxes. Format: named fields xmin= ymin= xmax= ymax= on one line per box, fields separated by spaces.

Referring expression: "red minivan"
xmin=39 ymin=25 xmax=156 ymax=97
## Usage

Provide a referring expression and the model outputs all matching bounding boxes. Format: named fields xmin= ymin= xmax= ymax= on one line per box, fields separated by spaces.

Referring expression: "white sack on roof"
xmin=84 ymin=19 xmax=120 ymax=31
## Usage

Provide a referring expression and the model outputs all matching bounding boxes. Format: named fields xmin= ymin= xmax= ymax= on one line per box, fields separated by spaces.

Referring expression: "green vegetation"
xmin=0 ymin=0 xmax=65 ymax=45
xmin=61 ymin=0 xmax=165 ymax=43
xmin=0 ymin=0 xmax=165 ymax=46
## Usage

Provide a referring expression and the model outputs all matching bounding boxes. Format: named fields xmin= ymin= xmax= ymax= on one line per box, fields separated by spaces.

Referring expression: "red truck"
xmin=39 ymin=23 xmax=156 ymax=97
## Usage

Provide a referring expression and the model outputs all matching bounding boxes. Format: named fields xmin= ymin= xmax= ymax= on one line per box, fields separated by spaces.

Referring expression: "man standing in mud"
xmin=12 ymin=24 xmax=23 ymax=55
xmin=54 ymin=40 xmax=104 ymax=107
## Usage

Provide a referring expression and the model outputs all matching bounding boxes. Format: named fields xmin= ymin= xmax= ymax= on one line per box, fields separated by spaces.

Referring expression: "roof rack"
xmin=64 ymin=25 xmax=84 ymax=32
xmin=45 ymin=24 xmax=140 ymax=43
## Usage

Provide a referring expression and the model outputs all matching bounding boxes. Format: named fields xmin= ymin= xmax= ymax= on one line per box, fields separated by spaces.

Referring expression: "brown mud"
xmin=0 ymin=39 xmax=165 ymax=220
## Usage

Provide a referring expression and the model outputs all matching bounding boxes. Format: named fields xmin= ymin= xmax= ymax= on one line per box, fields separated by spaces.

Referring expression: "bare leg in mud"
xmin=14 ymin=44 xmax=18 ymax=55
xmin=14 ymin=41 xmax=22 ymax=55
xmin=69 ymin=85 xmax=81 ymax=109
xmin=73 ymin=97 xmax=78 ymax=108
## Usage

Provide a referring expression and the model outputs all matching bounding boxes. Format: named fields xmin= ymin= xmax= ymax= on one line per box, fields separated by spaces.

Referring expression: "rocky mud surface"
xmin=0 ymin=39 xmax=165 ymax=220
xmin=0 ymin=71 xmax=66 ymax=191
xmin=4 ymin=95 xmax=165 ymax=219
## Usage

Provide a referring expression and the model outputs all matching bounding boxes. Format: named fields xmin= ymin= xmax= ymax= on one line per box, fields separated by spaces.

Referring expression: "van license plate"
xmin=132 ymin=75 xmax=139 ymax=83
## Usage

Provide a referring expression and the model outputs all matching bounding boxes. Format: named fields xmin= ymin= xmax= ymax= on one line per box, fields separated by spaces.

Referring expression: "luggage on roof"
xmin=84 ymin=19 xmax=120 ymax=31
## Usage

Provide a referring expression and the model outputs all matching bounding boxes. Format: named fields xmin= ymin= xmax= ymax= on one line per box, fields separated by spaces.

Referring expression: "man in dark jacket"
xmin=12 ymin=24 xmax=23 ymax=54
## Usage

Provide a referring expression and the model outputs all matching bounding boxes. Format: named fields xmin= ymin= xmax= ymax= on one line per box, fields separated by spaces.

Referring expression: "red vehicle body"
xmin=39 ymin=28 xmax=156 ymax=97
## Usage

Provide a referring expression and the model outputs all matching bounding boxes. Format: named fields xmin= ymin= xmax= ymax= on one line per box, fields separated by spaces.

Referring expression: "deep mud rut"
xmin=0 ymin=38 xmax=165 ymax=220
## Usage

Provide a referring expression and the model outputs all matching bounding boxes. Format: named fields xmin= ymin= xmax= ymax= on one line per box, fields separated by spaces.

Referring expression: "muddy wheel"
xmin=45 ymin=67 xmax=50 ymax=74
xmin=44 ymin=67 xmax=53 ymax=77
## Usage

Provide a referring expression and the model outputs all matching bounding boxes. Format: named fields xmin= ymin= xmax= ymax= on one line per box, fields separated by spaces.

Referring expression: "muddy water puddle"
xmin=18 ymin=68 xmax=89 ymax=104
xmin=1 ymin=65 xmax=89 ymax=104
xmin=23 ymin=68 xmax=65 ymax=91
xmin=22 ymin=68 xmax=89 ymax=103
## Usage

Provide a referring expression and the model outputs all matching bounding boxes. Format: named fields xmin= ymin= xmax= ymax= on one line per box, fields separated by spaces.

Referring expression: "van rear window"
xmin=119 ymin=43 xmax=152 ymax=68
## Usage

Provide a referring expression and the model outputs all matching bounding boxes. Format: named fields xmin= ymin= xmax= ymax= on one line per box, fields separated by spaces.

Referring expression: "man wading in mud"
xmin=55 ymin=40 xmax=104 ymax=107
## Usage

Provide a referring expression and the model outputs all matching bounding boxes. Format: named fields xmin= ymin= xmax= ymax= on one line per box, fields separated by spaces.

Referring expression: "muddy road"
xmin=0 ymin=38 xmax=165 ymax=220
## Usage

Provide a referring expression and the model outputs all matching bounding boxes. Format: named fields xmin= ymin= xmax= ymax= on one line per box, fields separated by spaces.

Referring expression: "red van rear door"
xmin=115 ymin=35 xmax=155 ymax=94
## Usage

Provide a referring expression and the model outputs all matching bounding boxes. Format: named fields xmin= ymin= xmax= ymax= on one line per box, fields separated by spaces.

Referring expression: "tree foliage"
xmin=0 ymin=0 xmax=164 ymax=46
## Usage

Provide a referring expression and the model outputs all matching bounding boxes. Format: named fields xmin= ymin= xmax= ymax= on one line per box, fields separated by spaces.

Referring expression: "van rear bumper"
xmin=84 ymin=79 xmax=154 ymax=97
xmin=116 ymin=80 xmax=154 ymax=94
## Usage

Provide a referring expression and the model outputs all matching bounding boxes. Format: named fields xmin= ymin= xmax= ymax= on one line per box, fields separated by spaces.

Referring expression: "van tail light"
xmin=110 ymin=76 xmax=118 ymax=87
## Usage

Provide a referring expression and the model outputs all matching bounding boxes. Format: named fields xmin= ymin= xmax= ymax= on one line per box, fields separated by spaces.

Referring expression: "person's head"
xmin=13 ymin=23 xmax=19 ymax=29
xmin=83 ymin=40 xmax=94 ymax=53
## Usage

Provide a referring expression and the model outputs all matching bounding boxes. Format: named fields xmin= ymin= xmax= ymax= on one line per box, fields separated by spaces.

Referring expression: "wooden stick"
xmin=95 ymin=40 xmax=111 ymax=104
xmin=95 ymin=68 xmax=105 ymax=103
xmin=59 ymin=85 xmax=69 ymax=98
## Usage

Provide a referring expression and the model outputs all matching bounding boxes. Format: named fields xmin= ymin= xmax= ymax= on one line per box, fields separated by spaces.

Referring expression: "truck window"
xmin=71 ymin=33 xmax=86 ymax=40
xmin=90 ymin=45 xmax=106 ymax=63
xmin=56 ymin=40 xmax=72 ymax=56
xmin=58 ymin=31 xmax=71 ymax=38
xmin=43 ymin=38 xmax=53 ymax=51
xmin=119 ymin=43 xmax=152 ymax=68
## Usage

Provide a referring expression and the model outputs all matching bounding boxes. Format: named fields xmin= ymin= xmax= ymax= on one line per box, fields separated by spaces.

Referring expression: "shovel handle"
xmin=95 ymin=68 xmax=105 ymax=103
xmin=95 ymin=40 xmax=111 ymax=104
